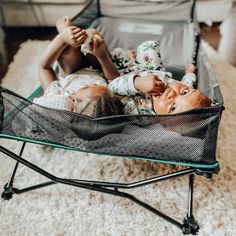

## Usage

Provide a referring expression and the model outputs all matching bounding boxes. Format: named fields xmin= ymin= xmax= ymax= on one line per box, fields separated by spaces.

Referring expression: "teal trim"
xmin=4 ymin=101 xmax=26 ymax=121
xmin=0 ymin=134 xmax=220 ymax=169
xmin=27 ymin=86 xmax=43 ymax=101
xmin=3 ymin=86 xmax=43 ymax=122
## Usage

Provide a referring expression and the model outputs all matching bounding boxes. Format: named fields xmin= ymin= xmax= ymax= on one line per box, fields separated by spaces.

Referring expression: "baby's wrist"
xmin=185 ymin=64 xmax=196 ymax=74
xmin=185 ymin=72 xmax=196 ymax=77
xmin=57 ymin=33 xmax=68 ymax=46
xmin=133 ymin=75 xmax=141 ymax=91
xmin=185 ymin=70 xmax=195 ymax=74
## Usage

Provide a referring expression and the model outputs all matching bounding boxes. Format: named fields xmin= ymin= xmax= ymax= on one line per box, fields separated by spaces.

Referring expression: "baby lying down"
xmin=34 ymin=16 xmax=211 ymax=118
xmin=109 ymin=40 xmax=212 ymax=115
xmin=33 ymin=68 xmax=123 ymax=118
xmin=34 ymin=16 xmax=123 ymax=118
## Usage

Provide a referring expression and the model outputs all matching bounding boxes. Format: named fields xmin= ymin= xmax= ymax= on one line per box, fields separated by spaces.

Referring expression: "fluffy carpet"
xmin=0 ymin=40 xmax=235 ymax=236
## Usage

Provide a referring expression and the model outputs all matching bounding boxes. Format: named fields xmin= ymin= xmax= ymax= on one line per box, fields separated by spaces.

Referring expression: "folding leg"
xmin=182 ymin=174 xmax=199 ymax=234
xmin=0 ymin=143 xmax=218 ymax=235
xmin=1 ymin=142 xmax=26 ymax=200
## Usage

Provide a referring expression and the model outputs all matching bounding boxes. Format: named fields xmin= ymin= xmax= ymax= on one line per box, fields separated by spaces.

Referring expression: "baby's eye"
xmin=169 ymin=103 xmax=176 ymax=113
xmin=181 ymin=88 xmax=189 ymax=95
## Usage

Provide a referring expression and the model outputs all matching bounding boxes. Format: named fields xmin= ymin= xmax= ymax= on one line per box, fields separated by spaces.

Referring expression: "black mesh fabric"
xmin=0 ymin=2 xmax=224 ymax=167
xmin=0 ymin=86 xmax=223 ymax=165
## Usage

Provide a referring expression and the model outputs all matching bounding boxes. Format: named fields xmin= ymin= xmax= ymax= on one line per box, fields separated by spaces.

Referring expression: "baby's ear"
xmin=66 ymin=96 xmax=74 ymax=112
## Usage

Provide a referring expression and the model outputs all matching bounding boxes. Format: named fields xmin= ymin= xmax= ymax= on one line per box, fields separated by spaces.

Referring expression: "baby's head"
xmin=70 ymin=84 xmax=123 ymax=118
xmin=152 ymin=82 xmax=211 ymax=115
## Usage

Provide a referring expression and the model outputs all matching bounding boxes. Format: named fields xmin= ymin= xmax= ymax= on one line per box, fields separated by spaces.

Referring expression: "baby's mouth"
xmin=157 ymin=84 xmax=167 ymax=97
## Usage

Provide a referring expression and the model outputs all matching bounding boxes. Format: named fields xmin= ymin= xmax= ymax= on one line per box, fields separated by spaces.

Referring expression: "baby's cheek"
xmin=153 ymin=98 xmax=168 ymax=114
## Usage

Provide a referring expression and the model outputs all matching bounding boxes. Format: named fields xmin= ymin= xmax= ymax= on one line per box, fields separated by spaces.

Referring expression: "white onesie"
xmin=33 ymin=68 xmax=107 ymax=111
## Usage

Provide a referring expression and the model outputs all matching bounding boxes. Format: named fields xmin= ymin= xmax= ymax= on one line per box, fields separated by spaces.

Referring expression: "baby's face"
xmin=152 ymin=82 xmax=208 ymax=114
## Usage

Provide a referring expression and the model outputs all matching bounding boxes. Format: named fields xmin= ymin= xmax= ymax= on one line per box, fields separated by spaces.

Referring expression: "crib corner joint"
xmin=182 ymin=215 xmax=199 ymax=235
xmin=1 ymin=183 xmax=18 ymax=200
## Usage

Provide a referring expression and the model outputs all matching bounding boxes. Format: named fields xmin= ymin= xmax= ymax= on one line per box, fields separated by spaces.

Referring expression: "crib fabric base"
xmin=0 ymin=134 xmax=220 ymax=170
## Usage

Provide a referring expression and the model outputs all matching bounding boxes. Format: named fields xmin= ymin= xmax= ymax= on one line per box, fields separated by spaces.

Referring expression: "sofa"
xmin=0 ymin=0 xmax=87 ymax=27
xmin=0 ymin=0 xmax=233 ymax=27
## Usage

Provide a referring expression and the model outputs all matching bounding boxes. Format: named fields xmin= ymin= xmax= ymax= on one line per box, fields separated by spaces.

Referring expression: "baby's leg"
xmin=56 ymin=16 xmax=102 ymax=72
xmin=84 ymin=53 xmax=102 ymax=70
xmin=56 ymin=16 xmax=85 ymax=76
xmin=136 ymin=40 xmax=165 ymax=71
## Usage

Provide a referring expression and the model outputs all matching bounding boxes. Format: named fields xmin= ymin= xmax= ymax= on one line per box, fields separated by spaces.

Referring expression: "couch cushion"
xmin=2 ymin=0 xmax=86 ymax=3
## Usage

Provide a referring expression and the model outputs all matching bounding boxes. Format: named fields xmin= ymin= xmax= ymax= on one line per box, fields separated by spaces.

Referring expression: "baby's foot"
xmin=128 ymin=49 xmax=136 ymax=60
xmin=56 ymin=16 xmax=72 ymax=33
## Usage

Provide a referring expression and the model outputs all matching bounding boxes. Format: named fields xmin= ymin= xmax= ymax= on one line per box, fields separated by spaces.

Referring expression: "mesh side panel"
xmin=89 ymin=17 xmax=195 ymax=68
xmin=197 ymin=44 xmax=223 ymax=103
xmin=72 ymin=0 xmax=100 ymax=28
xmin=0 ymin=87 xmax=222 ymax=165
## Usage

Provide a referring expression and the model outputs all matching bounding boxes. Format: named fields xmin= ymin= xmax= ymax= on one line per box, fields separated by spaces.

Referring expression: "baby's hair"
xmin=75 ymin=94 xmax=123 ymax=118
xmin=195 ymin=93 xmax=212 ymax=109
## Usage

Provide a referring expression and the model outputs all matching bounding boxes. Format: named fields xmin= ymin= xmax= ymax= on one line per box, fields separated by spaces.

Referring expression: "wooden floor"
xmin=0 ymin=23 xmax=221 ymax=80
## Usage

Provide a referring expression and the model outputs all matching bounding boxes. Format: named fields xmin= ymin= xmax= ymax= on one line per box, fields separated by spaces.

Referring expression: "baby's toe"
xmin=56 ymin=16 xmax=72 ymax=32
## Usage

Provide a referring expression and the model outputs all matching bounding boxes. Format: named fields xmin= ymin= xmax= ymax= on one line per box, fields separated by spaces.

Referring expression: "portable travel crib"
xmin=0 ymin=0 xmax=224 ymax=234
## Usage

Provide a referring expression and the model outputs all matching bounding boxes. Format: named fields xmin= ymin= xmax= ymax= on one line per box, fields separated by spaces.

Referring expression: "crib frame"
xmin=0 ymin=0 xmax=224 ymax=235
xmin=1 ymin=141 xmax=219 ymax=235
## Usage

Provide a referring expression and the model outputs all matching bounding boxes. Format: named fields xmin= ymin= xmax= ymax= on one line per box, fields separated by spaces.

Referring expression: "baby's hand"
xmin=134 ymin=74 xmax=165 ymax=95
xmin=90 ymin=33 xmax=109 ymax=59
xmin=185 ymin=64 xmax=196 ymax=74
xmin=128 ymin=49 xmax=136 ymax=61
xmin=60 ymin=26 xmax=87 ymax=47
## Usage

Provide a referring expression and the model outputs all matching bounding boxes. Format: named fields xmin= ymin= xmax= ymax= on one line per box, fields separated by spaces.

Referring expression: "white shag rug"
xmin=0 ymin=40 xmax=236 ymax=236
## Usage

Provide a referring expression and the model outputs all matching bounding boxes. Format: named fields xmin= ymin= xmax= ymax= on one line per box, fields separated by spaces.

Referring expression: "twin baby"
xmin=34 ymin=16 xmax=211 ymax=118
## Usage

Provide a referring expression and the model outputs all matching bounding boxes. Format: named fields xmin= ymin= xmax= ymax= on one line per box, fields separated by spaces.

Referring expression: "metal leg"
xmin=188 ymin=174 xmax=194 ymax=218
xmin=1 ymin=144 xmax=219 ymax=234
xmin=1 ymin=142 xmax=26 ymax=200
xmin=182 ymin=174 xmax=199 ymax=235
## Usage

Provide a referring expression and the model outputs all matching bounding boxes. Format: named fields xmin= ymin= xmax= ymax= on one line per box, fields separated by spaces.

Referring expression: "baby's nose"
xmin=167 ymin=89 xmax=176 ymax=99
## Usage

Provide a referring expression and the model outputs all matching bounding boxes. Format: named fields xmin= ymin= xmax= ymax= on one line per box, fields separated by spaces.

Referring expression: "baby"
xmin=35 ymin=16 xmax=123 ymax=118
xmin=36 ymin=16 xmax=211 ymax=117
xmin=109 ymin=41 xmax=212 ymax=115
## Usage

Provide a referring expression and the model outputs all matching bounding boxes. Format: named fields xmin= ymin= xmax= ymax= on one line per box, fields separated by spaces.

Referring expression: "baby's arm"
xmin=38 ymin=35 xmax=67 ymax=91
xmin=109 ymin=73 xmax=138 ymax=95
xmin=109 ymin=71 xmax=165 ymax=96
xmin=38 ymin=26 xmax=87 ymax=91
xmin=134 ymin=74 xmax=165 ymax=96
xmin=90 ymin=33 xmax=119 ymax=83
xmin=181 ymin=64 xmax=197 ymax=88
